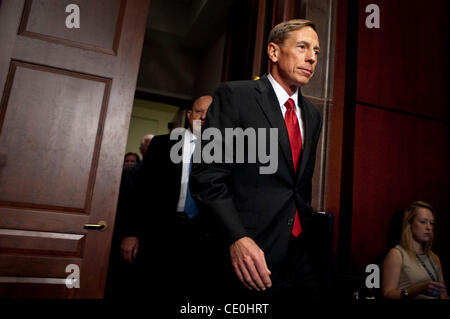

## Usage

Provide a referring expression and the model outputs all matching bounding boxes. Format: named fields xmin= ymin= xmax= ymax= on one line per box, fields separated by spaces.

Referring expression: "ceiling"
xmin=145 ymin=0 xmax=236 ymax=50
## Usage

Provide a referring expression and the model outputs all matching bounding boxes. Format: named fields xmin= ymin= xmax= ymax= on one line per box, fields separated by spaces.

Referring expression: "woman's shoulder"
xmin=386 ymin=245 xmax=403 ymax=261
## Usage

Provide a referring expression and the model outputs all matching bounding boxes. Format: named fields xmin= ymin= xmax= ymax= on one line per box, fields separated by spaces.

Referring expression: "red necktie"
xmin=284 ymin=98 xmax=302 ymax=237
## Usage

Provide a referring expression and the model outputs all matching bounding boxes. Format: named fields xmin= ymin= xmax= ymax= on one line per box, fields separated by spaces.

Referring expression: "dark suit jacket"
xmin=133 ymin=133 xmax=210 ymax=299
xmin=133 ymin=133 xmax=208 ymax=250
xmin=190 ymin=75 xmax=322 ymax=281
xmin=115 ymin=163 xmax=141 ymax=239
xmin=133 ymin=134 xmax=182 ymax=241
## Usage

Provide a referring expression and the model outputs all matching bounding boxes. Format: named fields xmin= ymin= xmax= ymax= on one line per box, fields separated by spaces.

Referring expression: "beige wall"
xmin=125 ymin=98 xmax=181 ymax=156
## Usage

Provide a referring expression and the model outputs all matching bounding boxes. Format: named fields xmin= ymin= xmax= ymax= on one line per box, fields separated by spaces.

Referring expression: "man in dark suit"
xmin=105 ymin=134 xmax=153 ymax=299
xmin=119 ymin=134 xmax=154 ymax=265
xmin=130 ymin=96 xmax=212 ymax=301
xmin=190 ymin=19 xmax=323 ymax=305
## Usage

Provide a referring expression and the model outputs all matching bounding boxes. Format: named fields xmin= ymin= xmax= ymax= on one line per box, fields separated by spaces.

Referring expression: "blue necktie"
xmin=184 ymin=154 xmax=199 ymax=218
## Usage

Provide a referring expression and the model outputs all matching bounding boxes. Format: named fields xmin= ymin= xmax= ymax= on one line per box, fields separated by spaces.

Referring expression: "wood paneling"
xmin=251 ymin=0 xmax=267 ymax=79
xmin=222 ymin=0 xmax=261 ymax=81
xmin=0 ymin=61 xmax=110 ymax=212
xmin=328 ymin=0 xmax=449 ymax=276
xmin=357 ymin=0 xmax=448 ymax=120
xmin=326 ymin=0 xmax=359 ymax=270
xmin=0 ymin=209 xmax=88 ymax=233
xmin=0 ymin=255 xmax=81 ymax=277
xmin=0 ymin=229 xmax=85 ymax=257
xmin=19 ymin=0 xmax=126 ymax=55
xmin=0 ymin=282 xmax=75 ymax=298
xmin=0 ymin=0 xmax=150 ymax=298
xmin=351 ymin=104 xmax=449 ymax=265
xmin=306 ymin=96 xmax=329 ymax=212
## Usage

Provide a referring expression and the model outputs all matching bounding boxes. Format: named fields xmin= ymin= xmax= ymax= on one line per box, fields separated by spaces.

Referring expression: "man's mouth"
xmin=299 ymin=67 xmax=312 ymax=76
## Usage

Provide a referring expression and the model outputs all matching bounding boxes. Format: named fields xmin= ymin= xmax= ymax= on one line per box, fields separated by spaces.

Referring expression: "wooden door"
xmin=0 ymin=0 xmax=150 ymax=298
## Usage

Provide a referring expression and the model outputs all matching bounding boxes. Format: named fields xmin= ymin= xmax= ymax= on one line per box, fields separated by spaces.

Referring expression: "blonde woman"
xmin=382 ymin=201 xmax=448 ymax=299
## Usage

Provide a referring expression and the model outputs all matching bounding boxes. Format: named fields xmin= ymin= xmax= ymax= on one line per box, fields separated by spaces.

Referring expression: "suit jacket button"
xmin=287 ymin=218 xmax=294 ymax=226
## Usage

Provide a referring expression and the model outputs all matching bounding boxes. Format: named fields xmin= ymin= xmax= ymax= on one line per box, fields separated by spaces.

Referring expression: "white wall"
xmin=125 ymin=98 xmax=180 ymax=156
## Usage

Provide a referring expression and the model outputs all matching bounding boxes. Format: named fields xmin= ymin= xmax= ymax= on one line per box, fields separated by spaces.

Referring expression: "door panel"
xmin=19 ymin=0 xmax=125 ymax=54
xmin=0 ymin=229 xmax=85 ymax=257
xmin=0 ymin=61 xmax=110 ymax=210
xmin=0 ymin=0 xmax=150 ymax=298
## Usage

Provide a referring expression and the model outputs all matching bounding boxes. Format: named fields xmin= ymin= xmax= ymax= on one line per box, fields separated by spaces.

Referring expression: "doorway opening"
xmin=122 ymin=0 xmax=270 ymax=160
xmin=106 ymin=0 xmax=270 ymax=298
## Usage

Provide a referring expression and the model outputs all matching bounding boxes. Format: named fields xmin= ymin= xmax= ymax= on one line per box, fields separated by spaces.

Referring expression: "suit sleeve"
xmin=190 ymin=83 xmax=249 ymax=246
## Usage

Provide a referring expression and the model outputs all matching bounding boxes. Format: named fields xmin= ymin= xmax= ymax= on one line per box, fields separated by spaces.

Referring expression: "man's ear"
xmin=186 ymin=110 xmax=192 ymax=121
xmin=267 ymin=42 xmax=279 ymax=63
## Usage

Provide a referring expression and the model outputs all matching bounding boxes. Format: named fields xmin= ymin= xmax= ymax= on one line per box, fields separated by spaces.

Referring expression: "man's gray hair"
xmin=268 ymin=19 xmax=316 ymax=45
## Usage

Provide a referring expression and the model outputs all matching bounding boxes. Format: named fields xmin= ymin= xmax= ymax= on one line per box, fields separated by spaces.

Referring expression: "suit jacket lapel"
xmin=296 ymin=93 xmax=313 ymax=184
xmin=255 ymin=76 xmax=294 ymax=174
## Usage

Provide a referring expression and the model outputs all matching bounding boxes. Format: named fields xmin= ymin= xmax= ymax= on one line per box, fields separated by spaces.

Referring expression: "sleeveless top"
xmin=395 ymin=245 xmax=441 ymax=299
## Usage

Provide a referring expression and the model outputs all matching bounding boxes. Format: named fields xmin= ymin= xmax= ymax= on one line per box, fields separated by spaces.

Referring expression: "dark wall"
xmin=222 ymin=0 xmax=261 ymax=81
xmin=329 ymin=0 xmax=448 ymax=280
xmin=353 ymin=0 xmax=448 ymax=269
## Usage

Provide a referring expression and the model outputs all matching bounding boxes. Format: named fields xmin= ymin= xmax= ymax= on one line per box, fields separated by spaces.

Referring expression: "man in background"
xmin=120 ymin=134 xmax=153 ymax=263
xmin=105 ymin=134 xmax=152 ymax=298
xmin=123 ymin=152 xmax=141 ymax=166
xmin=139 ymin=134 xmax=154 ymax=158
xmin=130 ymin=96 xmax=212 ymax=300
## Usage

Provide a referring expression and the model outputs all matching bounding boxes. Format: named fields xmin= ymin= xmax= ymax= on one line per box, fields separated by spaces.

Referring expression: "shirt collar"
xmin=267 ymin=73 xmax=299 ymax=108
xmin=187 ymin=127 xmax=197 ymax=142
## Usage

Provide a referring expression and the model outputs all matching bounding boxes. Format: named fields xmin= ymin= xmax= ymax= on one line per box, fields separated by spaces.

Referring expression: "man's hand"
xmin=120 ymin=236 xmax=139 ymax=264
xmin=229 ymin=237 xmax=272 ymax=291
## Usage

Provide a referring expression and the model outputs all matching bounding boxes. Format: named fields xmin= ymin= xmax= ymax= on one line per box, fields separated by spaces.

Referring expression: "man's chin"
xmin=295 ymin=73 xmax=313 ymax=85
xmin=294 ymin=78 xmax=311 ymax=87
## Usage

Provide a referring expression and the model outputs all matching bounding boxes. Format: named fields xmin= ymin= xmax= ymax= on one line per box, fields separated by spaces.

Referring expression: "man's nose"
xmin=306 ymin=49 xmax=316 ymax=64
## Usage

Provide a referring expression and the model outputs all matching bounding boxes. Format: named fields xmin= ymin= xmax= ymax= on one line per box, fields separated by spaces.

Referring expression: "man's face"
xmin=124 ymin=155 xmax=137 ymax=166
xmin=187 ymin=96 xmax=212 ymax=130
xmin=270 ymin=26 xmax=320 ymax=89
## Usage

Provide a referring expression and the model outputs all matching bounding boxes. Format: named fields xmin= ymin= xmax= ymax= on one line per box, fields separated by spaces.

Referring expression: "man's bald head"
xmin=139 ymin=134 xmax=154 ymax=157
xmin=187 ymin=95 xmax=212 ymax=130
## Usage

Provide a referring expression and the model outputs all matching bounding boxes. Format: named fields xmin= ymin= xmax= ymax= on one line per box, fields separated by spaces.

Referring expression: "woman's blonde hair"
xmin=400 ymin=201 xmax=438 ymax=264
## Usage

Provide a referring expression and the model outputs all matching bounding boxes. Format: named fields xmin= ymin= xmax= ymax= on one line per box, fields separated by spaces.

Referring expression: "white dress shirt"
xmin=267 ymin=73 xmax=304 ymax=139
xmin=176 ymin=128 xmax=197 ymax=212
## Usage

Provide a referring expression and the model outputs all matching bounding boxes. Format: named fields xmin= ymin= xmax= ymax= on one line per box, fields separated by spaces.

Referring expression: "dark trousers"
xmin=172 ymin=212 xmax=209 ymax=302
xmin=279 ymin=234 xmax=321 ymax=297
xmin=104 ymin=237 xmax=149 ymax=299
xmin=204 ymin=233 xmax=321 ymax=307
